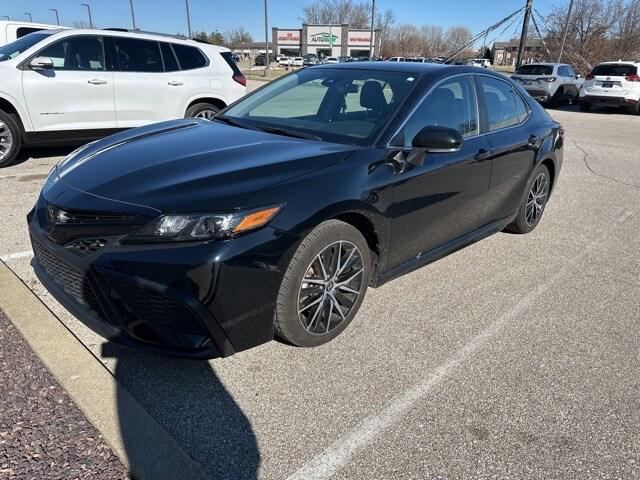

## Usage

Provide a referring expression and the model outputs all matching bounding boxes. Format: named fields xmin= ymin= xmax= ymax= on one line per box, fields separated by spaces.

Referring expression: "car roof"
xmin=519 ymin=62 xmax=561 ymax=67
xmin=313 ymin=61 xmax=493 ymax=77
xmin=598 ymin=60 xmax=640 ymax=65
xmin=41 ymin=28 xmax=229 ymax=52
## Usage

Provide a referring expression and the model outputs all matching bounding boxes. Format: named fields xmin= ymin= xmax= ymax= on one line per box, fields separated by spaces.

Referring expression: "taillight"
xmin=233 ymin=73 xmax=247 ymax=86
xmin=625 ymin=74 xmax=640 ymax=82
xmin=585 ymin=73 xmax=594 ymax=80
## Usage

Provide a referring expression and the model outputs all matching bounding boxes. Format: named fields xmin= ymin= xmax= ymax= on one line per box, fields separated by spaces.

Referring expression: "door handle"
xmin=474 ymin=149 xmax=493 ymax=161
xmin=528 ymin=135 xmax=542 ymax=148
xmin=87 ymin=78 xmax=107 ymax=85
xmin=168 ymin=80 xmax=184 ymax=86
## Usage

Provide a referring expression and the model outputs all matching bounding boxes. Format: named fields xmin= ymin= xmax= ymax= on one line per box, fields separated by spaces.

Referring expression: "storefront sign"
xmin=277 ymin=30 xmax=301 ymax=44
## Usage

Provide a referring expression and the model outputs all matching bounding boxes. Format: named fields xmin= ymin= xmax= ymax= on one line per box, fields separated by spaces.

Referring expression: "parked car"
xmin=579 ymin=61 xmax=640 ymax=114
xmin=511 ymin=63 xmax=583 ymax=106
xmin=254 ymin=53 xmax=274 ymax=66
xmin=0 ymin=20 xmax=64 ymax=46
xmin=387 ymin=56 xmax=405 ymax=62
xmin=0 ymin=29 xmax=246 ymax=167
xmin=278 ymin=56 xmax=292 ymax=66
xmin=29 ymin=63 xmax=563 ymax=358
xmin=466 ymin=58 xmax=490 ymax=68
xmin=276 ymin=54 xmax=287 ymax=62
xmin=303 ymin=54 xmax=320 ymax=66
xmin=291 ymin=57 xmax=304 ymax=67
xmin=324 ymin=57 xmax=339 ymax=64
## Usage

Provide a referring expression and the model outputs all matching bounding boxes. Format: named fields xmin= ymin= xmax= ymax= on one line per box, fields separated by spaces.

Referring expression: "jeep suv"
xmin=511 ymin=63 xmax=583 ymax=106
xmin=0 ymin=29 xmax=246 ymax=167
xmin=579 ymin=61 xmax=640 ymax=114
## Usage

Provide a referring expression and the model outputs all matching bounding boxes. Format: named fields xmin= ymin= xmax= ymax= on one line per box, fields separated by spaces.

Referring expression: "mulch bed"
xmin=0 ymin=309 xmax=130 ymax=479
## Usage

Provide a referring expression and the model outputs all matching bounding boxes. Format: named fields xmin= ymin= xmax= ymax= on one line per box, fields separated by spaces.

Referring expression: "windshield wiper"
xmin=258 ymin=126 xmax=322 ymax=141
xmin=213 ymin=115 xmax=262 ymax=131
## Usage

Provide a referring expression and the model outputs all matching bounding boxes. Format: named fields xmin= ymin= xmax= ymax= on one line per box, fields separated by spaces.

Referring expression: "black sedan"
xmin=29 ymin=63 xmax=563 ymax=359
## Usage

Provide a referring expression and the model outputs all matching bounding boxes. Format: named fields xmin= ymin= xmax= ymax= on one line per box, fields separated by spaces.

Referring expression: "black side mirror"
xmin=405 ymin=126 xmax=464 ymax=167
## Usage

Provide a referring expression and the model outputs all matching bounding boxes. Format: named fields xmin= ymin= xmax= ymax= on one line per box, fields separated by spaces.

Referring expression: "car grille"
xmin=31 ymin=236 xmax=103 ymax=316
xmin=67 ymin=238 xmax=108 ymax=257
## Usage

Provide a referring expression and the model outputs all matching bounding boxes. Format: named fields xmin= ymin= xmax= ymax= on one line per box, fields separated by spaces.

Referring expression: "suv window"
xmin=160 ymin=42 xmax=179 ymax=72
xmin=38 ymin=36 xmax=105 ymax=71
xmin=395 ymin=75 xmax=478 ymax=148
xmin=558 ymin=65 xmax=572 ymax=77
xmin=478 ymin=76 xmax=522 ymax=131
xmin=515 ymin=64 xmax=553 ymax=76
xmin=591 ymin=63 xmax=637 ymax=77
xmin=113 ymin=37 xmax=163 ymax=72
xmin=172 ymin=44 xmax=206 ymax=70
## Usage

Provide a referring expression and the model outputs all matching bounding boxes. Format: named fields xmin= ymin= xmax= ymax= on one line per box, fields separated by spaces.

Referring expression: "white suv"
xmin=0 ymin=28 xmax=246 ymax=167
xmin=579 ymin=61 xmax=640 ymax=114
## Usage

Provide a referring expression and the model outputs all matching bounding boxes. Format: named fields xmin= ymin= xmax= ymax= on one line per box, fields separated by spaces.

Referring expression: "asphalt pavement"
xmin=0 ymin=101 xmax=638 ymax=479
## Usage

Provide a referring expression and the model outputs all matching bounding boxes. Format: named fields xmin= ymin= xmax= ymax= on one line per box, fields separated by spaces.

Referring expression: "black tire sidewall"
xmin=510 ymin=164 xmax=551 ymax=234
xmin=0 ymin=110 xmax=22 ymax=168
xmin=275 ymin=220 xmax=371 ymax=348
xmin=185 ymin=103 xmax=220 ymax=119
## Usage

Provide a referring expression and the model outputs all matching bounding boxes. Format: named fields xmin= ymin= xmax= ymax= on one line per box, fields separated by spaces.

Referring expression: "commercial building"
xmin=273 ymin=24 xmax=381 ymax=58
xmin=491 ymin=38 xmax=546 ymax=66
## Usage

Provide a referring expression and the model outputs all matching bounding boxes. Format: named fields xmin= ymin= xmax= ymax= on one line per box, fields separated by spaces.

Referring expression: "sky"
xmin=2 ymin=0 xmax=562 ymax=41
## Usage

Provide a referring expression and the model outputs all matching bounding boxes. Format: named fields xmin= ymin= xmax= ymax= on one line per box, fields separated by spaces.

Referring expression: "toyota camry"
xmin=29 ymin=63 xmax=563 ymax=358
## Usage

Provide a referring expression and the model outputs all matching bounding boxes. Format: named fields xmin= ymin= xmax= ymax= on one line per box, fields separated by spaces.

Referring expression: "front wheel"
xmin=505 ymin=164 xmax=551 ymax=234
xmin=0 ymin=110 xmax=22 ymax=168
xmin=185 ymin=102 xmax=220 ymax=121
xmin=274 ymin=220 xmax=371 ymax=348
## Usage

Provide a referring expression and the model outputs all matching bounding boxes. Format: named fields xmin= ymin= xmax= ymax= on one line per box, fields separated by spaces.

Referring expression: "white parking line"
xmin=0 ymin=250 xmax=33 ymax=262
xmin=287 ymin=211 xmax=633 ymax=480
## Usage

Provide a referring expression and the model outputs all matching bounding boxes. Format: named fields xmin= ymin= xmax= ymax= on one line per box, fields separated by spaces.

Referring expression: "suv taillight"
xmin=233 ymin=73 xmax=247 ymax=86
xmin=625 ymin=74 xmax=640 ymax=82
xmin=585 ymin=73 xmax=594 ymax=80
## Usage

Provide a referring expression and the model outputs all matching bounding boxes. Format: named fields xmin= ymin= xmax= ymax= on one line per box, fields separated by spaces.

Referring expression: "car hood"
xmin=55 ymin=119 xmax=357 ymax=212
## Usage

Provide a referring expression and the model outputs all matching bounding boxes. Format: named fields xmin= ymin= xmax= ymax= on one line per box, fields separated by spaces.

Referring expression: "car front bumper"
xmin=28 ymin=194 xmax=301 ymax=359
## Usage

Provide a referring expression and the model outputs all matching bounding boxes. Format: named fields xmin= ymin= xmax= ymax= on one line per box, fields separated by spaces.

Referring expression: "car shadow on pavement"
xmin=102 ymin=343 xmax=260 ymax=480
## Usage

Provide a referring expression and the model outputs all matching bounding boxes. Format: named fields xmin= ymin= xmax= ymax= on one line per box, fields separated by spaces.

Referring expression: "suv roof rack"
xmin=102 ymin=28 xmax=191 ymax=41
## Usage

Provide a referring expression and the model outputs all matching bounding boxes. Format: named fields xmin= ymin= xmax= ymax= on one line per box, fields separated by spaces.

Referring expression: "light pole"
xmin=25 ymin=12 xmax=33 ymax=22
xmin=129 ymin=0 xmax=137 ymax=30
xmin=263 ymin=0 xmax=269 ymax=76
xmin=49 ymin=8 xmax=60 ymax=26
xmin=185 ymin=0 xmax=192 ymax=38
xmin=368 ymin=0 xmax=375 ymax=60
xmin=81 ymin=4 xmax=93 ymax=29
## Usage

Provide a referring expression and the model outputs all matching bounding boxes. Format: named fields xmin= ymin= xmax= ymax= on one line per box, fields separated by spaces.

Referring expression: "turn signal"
xmin=233 ymin=207 xmax=281 ymax=234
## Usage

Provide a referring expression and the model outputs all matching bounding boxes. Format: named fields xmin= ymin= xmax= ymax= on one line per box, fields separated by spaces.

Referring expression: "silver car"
xmin=511 ymin=63 xmax=583 ymax=106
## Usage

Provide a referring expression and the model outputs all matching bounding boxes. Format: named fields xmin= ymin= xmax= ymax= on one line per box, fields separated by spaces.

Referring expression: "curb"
xmin=0 ymin=261 xmax=210 ymax=480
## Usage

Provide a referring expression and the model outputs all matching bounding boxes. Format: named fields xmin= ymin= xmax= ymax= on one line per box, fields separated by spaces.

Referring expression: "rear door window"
xmin=478 ymin=76 xmax=521 ymax=131
xmin=160 ymin=42 xmax=180 ymax=72
xmin=113 ymin=37 xmax=163 ymax=72
xmin=172 ymin=44 xmax=207 ymax=70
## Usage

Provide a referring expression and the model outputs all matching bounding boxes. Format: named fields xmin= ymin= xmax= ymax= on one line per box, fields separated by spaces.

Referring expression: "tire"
xmin=505 ymin=164 xmax=551 ymax=234
xmin=185 ymin=102 xmax=220 ymax=121
xmin=579 ymin=100 xmax=591 ymax=112
xmin=0 ymin=110 xmax=22 ymax=168
xmin=626 ymin=101 xmax=640 ymax=115
xmin=274 ymin=220 xmax=371 ymax=348
xmin=548 ymin=87 xmax=563 ymax=108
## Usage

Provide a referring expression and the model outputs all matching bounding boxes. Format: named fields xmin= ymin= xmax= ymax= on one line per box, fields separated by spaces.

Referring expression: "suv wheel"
xmin=626 ymin=101 xmax=640 ymax=115
xmin=0 ymin=110 xmax=22 ymax=168
xmin=579 ymin=100 xmax=591 ymax=112
xmin=185 ymin=103 xmax=220 ymax=120
xmin=274 ymin=220 xmax=371 ymax=347
xmin=505 ymin=164 xmax=551 ymax=234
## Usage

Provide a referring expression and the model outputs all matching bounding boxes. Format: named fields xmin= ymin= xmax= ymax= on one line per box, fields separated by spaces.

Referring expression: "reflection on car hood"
xmin=56 ymin=119 xmax=357 ymax=212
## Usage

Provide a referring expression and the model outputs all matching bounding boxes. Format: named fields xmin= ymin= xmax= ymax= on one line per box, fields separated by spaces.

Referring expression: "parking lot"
xmin=1 ymin=101 xmax=639 ymax=479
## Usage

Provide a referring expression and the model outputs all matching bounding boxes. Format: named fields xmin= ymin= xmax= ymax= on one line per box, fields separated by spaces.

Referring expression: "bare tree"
xmin=611 ymin=0 xmax=640 ymax=59
xmin=225 ymin=27 xmax=254 ymax=50
xmin=376 ymin=9 xmax=395 ymax=57
xmin=420 ymin=25 xmax=444 ymax=56
xmin=301 ymin=0 xmax=371 ymax=28
xmin=443 ymin=26 xmax=473 ymax=55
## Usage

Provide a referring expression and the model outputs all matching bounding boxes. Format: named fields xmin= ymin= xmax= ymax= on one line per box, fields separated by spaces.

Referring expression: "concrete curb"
xmin=0 ymin=261 xmax=210 ymax=480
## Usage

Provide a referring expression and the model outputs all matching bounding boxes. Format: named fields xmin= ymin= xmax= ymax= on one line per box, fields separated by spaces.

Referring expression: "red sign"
xmin=278 ymin=32 xmax=300 ymax=42
xmin=349 ymin=36 xmax=370 ymax=44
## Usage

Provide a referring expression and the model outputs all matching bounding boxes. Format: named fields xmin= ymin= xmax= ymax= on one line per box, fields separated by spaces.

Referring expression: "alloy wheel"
xmin=194 ymin=109 xmax=217 ymax=120
xmin=0 ymin=120 xmax=13 ymax=162
xmin=297 ymin=240 xmax=365 ymax=335
xmin=526 ymin=172 xmax=549 ymax=226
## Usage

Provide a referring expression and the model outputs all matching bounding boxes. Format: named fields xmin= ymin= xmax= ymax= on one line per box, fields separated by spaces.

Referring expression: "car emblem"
xmin=47 ymin=205 xmax=71 ymax=225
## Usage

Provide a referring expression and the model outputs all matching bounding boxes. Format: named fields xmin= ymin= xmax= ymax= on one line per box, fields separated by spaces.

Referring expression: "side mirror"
xmin=576 ymin=73 xmax=582 ymax=79
xmin=404 ymin=126 xmax=463 ymax=167
xmin=29 ymin=56 xmax=54 ymax=71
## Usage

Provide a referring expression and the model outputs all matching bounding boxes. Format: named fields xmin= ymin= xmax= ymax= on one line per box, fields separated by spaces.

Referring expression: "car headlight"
xmin=123 ymin=206 xmax=282 ymax=244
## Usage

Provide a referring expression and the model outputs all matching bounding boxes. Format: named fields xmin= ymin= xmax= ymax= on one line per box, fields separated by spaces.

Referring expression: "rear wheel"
xmin=549 ymin=87 xmax=564 ymax=108
xmin=626 ymin=101 xmax=640 ymax=115
xmin=185 ymin=102 xmax=220 ymax=121
xmin=579 ymin=100 xmax=591 ymax=112
xmin=274 ymin=220 xmax=371 ymax=348
xmin=0 ymin=110 xmax=22 ymax=168
xmin=505 ymin=164 xmax=551 ymax=234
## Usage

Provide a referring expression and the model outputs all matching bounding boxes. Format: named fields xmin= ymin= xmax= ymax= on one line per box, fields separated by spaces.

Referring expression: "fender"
xmin=0 ymin=92 xmax=33 ymax=132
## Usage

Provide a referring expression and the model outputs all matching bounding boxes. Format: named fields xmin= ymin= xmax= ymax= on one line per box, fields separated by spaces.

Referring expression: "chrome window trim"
xmin=386 ymin=72 xmax=482 ymax=149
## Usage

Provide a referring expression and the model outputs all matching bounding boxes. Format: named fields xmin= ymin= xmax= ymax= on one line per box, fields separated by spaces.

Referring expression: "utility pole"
xmin=25 ymin=12 xmax=33 ymax=22
xmin=49 ymin=8 xmax=60 ymax=26
xmin=557 ymin=0 xmax=574 ymax=63
xmin=81 ymin=4 xmax=93 ymax=29
xmin=129 ymin=0 xmax=137 ymax=30
xmin=185 ymin=0 xmax=192 ymax=38
xmin=368 ymin=0 xmax=376 ymax=60
xmin=516 ymin=0 xmax=533 ymax=68
xmin=263 ymin=0 xmax=270 ymax=76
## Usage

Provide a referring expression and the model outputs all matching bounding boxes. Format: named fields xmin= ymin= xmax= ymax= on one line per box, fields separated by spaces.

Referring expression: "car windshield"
xmin=591 ymin=63 xmax=637 ymax=76
xmin=0 ymin=31 xmax=54 ymax=62
xmin=223 ymin=68 xmax=418 ymax=146
xmin=515 ymin=65 xmax=553 ymax=76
